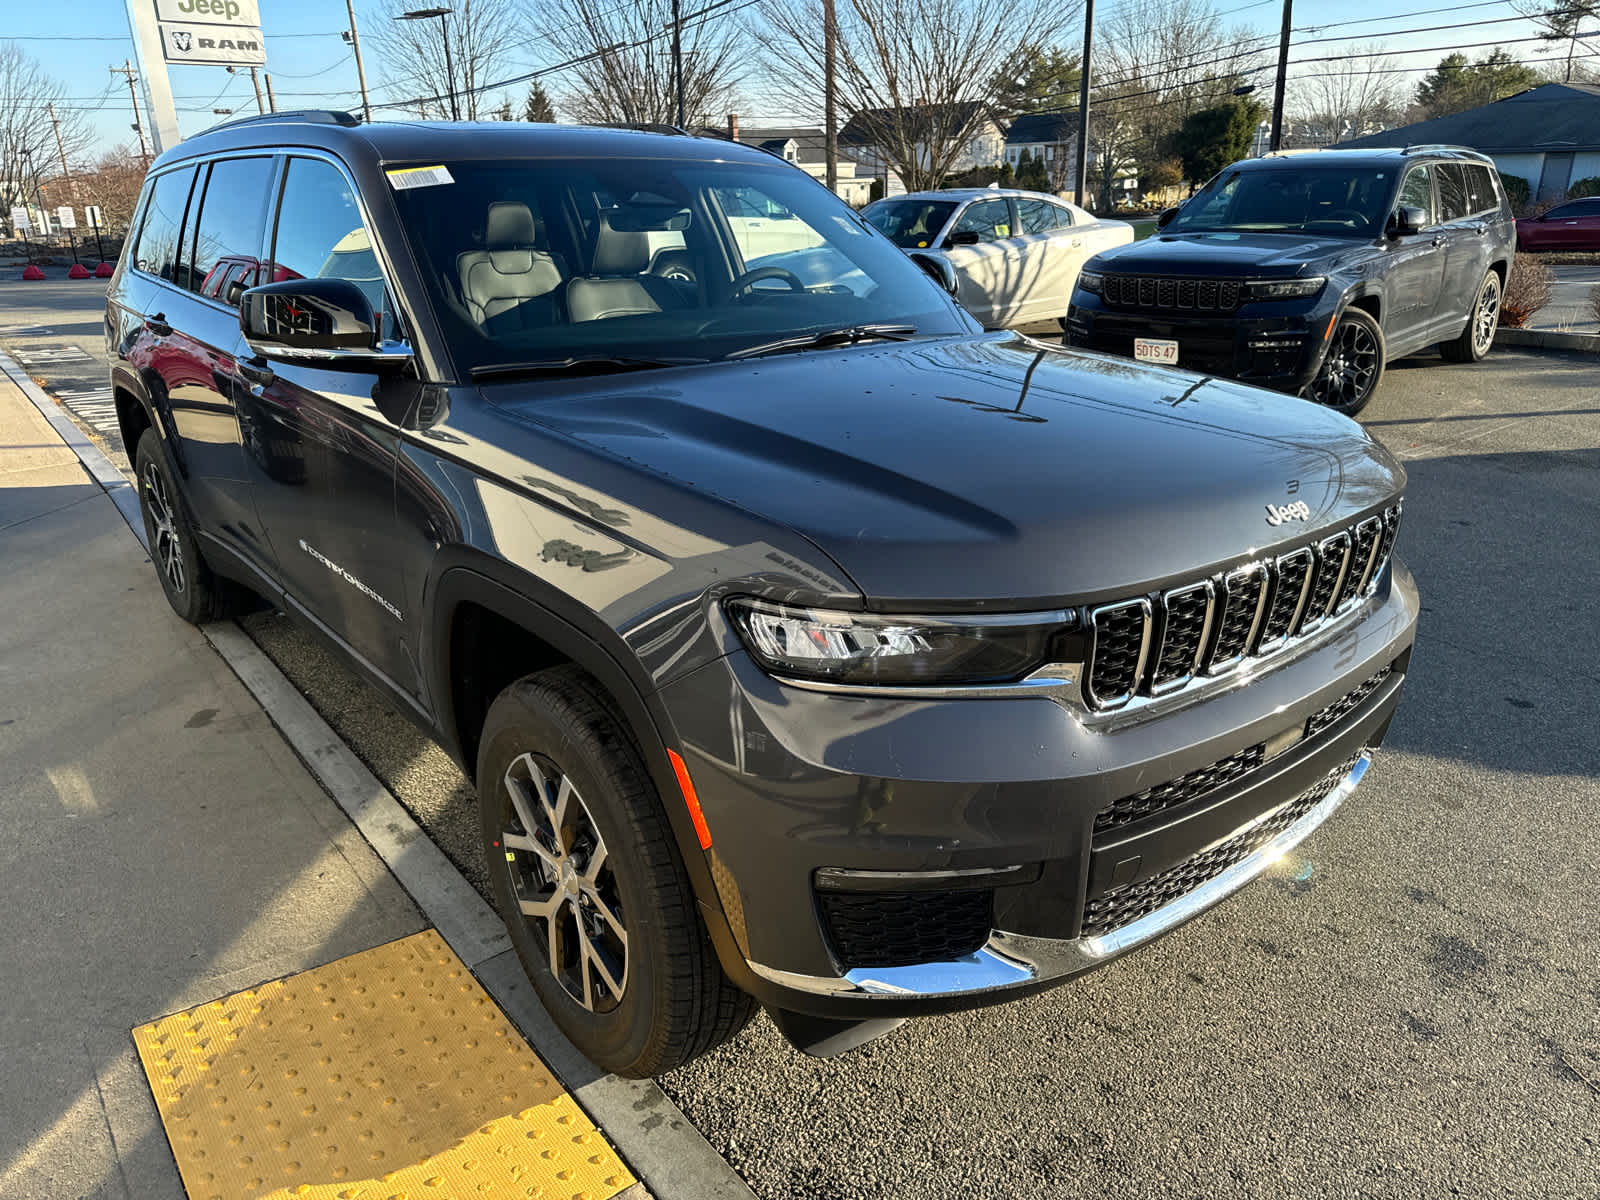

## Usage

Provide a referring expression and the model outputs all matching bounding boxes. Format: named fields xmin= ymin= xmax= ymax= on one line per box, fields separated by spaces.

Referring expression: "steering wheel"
xmin=718 ymin=265 xmax=807 ymax=303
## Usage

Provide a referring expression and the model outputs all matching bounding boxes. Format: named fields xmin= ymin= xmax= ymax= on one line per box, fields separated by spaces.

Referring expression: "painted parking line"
xmin=133 ymin=930 xmax=635 ymax=1200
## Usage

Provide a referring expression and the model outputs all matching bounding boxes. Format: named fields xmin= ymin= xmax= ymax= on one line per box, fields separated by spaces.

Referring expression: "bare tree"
xmin=1512 ymin=0 xmax=1600 ymax=84
xmin=1288 ymin=43 xmax=1404 ymax=144
xmin=72 ymin=146 xmax=149 ymax=234
xmin=538 ymin=0 xmax=746 ymax=126
xmin=366 ymin=0 xmax=525 ymax=120
xmin=756 ymin=0 xmax=1075 ymax=192
xmin=1 ymin=43 xmax=92 ymax=222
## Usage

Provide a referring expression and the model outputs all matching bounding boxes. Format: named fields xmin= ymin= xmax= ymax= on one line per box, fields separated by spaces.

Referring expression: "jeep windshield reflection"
xmin=388 ymin=158 xmax=971 ymax=374
xmin=1166 ymin=166 xmax=1396 ymax=238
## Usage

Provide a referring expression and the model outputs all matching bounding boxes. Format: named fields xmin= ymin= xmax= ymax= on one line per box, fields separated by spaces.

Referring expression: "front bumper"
xmin=659 ymin=561 xmax=1418 ymax=1021
xmin=1065 ymin=292 xmax=1337 ymax=392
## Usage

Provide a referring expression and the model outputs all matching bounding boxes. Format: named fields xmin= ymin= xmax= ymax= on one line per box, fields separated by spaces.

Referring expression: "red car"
xmin=1516 ymin=197 xmax=1600 ymax=251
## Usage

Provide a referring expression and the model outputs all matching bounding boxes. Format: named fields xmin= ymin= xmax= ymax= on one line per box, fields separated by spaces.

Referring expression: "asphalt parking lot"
xmin=3 ymin=278 xmax=1597 ymax=1199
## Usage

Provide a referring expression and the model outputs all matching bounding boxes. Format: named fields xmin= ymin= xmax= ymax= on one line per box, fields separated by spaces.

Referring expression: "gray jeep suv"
xmin=108 ymin=111 xmax=1418 ymax=1076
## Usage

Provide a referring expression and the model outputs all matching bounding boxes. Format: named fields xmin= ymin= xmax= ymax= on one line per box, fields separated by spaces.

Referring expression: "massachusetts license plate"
xmin=1134 ymin=338 xmax=1179 ymax=365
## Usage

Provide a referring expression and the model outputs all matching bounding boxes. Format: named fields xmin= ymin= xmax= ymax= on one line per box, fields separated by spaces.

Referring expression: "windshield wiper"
xmin=725 ymin=323 xmax=919 ymax=361
xmin=471 ymin=355 xmax=708 ymax=380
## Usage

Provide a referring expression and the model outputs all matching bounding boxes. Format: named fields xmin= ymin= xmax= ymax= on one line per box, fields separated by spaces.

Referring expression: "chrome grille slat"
xmin=1082 ymin=507 xmax=1402 ymax=712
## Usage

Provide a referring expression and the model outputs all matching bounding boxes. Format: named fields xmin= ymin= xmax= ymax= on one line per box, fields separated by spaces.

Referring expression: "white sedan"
xmin=863 ymin=188 xmax=1133 ymax=329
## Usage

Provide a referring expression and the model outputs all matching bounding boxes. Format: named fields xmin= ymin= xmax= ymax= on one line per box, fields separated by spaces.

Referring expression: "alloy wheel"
xmin=1473 ymin=275 xmax=1501 ymax=356
xmin=1308 ymin=318 xmax=1380 ymax=410
xmin=498 ymin=752 xmax=628 ymax=1012
xmin=142 ymin=461 xmax=185 ymax=595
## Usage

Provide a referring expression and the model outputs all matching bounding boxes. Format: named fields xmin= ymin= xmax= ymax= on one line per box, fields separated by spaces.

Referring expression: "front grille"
xmin=1306 ymin=665 xmax=1393 ymax=738
xmin=1095 ymin=745 xmax=1266 ymax=837
xmin=1103 ymin=274 xmax=1242 ymax=312
xmin=1082 ymin=754 xmax=1362 ymax=938
xmin=817 ymin=889 xmax=994 ymax=969
xmin=1083 ymin=504 xmax=1401 ymax=710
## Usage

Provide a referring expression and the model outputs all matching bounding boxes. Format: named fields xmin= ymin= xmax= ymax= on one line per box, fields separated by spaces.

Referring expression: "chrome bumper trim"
xmin=746 ymin=751 xmax=1372 ymax=1001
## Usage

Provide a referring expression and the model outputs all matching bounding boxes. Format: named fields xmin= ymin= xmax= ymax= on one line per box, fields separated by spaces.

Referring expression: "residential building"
xmin=838 ymin=102 xmax=1007 ymax=195
xmin=1004 ymin=110 xmax=1078 ymax=190
xmin=721 ymin=117 xmax=875 ymax=206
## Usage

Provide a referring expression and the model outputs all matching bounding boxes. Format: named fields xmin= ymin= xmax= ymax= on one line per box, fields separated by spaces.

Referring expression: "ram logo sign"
xmin=160 ymin=22 xmax=266 ymax=65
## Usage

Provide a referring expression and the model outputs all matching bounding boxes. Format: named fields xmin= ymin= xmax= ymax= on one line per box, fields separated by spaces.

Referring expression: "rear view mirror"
xmin=240 ymin=278 xmax=410 ymax=372
xmin=908 ymin=251 xmax=959 ymax=296
xmin=605 ymin=205 xmax=692 ymax=233
xmin=1390 ymin=206 xmax=1427 ymax=237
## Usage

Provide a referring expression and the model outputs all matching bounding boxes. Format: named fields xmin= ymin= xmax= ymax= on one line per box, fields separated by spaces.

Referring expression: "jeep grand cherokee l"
xmin=1066 ymin=147 xmax=1515 ymax=415
xmin=109 ymin=112 xmax=1417 ymax=1077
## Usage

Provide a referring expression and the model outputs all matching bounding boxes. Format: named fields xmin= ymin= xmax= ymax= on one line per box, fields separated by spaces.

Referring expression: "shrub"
xmin=1499 ymin=171 xmax=1530 ymax=211
xmin=1499 ymin=256 xmax=1554 ymax=327
xmin=1570 ymin=176 xmax=1600 ymax=199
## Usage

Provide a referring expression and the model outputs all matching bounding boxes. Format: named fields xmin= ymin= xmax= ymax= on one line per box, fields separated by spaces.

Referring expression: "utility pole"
xmin=1074 ymin=0 xmax=1093 ymax=208
xmin=345 ymin=0 xmax=374 ymax=123
xmin=671 ymin=0 xmax=685 ymax=128
xmin=823 ymin=0 xmax=837 ymax=194
xmin=1269 ymin=0 xmax=1292 ymax=151
xmin=249 ymin=67 xmax=265 ymax=113
xmin=264 ymin=73 xmax=278 ymax=112
xmin=111 ymin=61 xmax=151 ymax=165
xmin=45 ymin=102 xmax=81 ymax=265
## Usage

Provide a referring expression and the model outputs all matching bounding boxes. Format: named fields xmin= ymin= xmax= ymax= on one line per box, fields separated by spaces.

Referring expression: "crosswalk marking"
xmin=15 ymin=345 xmax=92 ymax=364
xmin=53 ymin=385 xmax=119 ymax=435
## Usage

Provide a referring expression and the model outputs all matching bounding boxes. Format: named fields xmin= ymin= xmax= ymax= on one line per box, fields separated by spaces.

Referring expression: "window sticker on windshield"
xmin=386 ymin=165 xmax=454 ymax=190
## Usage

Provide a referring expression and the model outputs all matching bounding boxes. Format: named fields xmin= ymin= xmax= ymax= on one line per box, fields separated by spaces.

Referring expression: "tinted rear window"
xmin=1436 ymin=164 xmax=1471 ymax=222
xmin=133 ymin=166 xmax=196 ymax=284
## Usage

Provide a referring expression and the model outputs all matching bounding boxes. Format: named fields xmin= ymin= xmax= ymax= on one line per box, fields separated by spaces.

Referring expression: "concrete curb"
xmin=1495 ymin=327 xmax=1600 ymax=353
xmin=2 ymin=348 xmax=756 ymax=1200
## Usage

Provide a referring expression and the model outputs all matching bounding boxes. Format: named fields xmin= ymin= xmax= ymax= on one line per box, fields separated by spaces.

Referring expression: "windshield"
xmin=1165 ymin=166 xmax=1397 ymax=237
xmin=387 ymin=159 xmax=969 ymax=374
xmin=862 ymin=198 xmax=959 ymax=248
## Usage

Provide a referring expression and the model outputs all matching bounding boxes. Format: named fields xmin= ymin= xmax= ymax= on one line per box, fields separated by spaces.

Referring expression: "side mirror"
xmin=1156 ymin=206 xmax=1180 ymax=229
xmin=1390 ymin=206 xmax=1426 ymax=237
xmin=908 ymin=251 xmax=959 ymax=296
xmin=240 ymin=278 xmax=411 ymax=372
xmin=944 ymin=229 xmax=981 ymax=248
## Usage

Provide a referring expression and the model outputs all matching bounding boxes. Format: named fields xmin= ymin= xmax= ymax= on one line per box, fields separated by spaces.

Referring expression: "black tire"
xmin=133 ymin=428 xmax=249 ymax=624
xmin=477 ymin=664 xmax=755 ymax=1077
xmin=1303 ymin=308 xmax=1385 ymax=416
xmin=1440 ymin=269 xmax=1502 ymax=363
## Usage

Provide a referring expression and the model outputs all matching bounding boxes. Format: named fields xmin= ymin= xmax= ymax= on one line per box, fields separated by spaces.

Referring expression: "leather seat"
xmin=457 ymin=202 xmax=566 ymax=332
xmin=567 ymin=214 xmax=690 ymax=322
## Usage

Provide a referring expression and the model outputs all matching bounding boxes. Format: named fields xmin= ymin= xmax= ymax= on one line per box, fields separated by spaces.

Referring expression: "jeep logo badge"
xmin=1265 ymin=500 xmax=1312 ymax=526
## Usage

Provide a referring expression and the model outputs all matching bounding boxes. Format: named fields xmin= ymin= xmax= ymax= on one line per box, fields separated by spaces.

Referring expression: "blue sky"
xmin=5 ymin=0 xmax=1585 ymax=158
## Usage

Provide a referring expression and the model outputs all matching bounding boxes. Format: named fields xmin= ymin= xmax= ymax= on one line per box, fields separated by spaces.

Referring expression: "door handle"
xmin=145 ymin=312 xmax=172 ymax=337
xmin=1430 ymin=236 xmax=1446 ymax=248
xmin=238 ymin=357 xmax=275 ymax=388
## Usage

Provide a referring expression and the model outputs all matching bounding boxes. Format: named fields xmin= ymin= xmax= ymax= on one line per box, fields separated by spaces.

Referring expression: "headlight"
xmin=1076 ymin=270 xmax=1104 ymax=295
xmin=1243 ymin=277 xmax=1326 ymax=301
xmin=725 ymin=598 xmax=1075 ymax=686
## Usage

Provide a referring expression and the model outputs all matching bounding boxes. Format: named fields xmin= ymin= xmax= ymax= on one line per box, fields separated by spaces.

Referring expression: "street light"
xmin=395 ymin=7 xmax=459 ymax=121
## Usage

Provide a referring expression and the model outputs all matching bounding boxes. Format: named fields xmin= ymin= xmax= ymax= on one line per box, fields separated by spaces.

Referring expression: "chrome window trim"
xmin=1204 ymin=562 xmax=1270 ymax=676
xmin=1149 ymin=580 xmax=1215 ymax=696
xmin=1084 ymin=597 xmax=1153 ymax=710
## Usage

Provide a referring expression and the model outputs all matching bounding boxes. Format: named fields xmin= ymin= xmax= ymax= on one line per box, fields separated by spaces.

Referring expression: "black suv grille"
xmin=1306 ymin=665 xmax=1393 ymax=738
xmin=817 ymin=889 xmax=994 ymax=968
xmin=1084 ymin=504 xmax=1401 ymax=710
xmin=1082 ymin=754 xmax=1362 ymax=938
xmin=1102 ymin=274 xmax=1243 ymax=312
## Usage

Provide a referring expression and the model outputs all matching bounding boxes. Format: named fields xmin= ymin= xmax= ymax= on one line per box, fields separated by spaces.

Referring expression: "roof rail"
xmin=1260 ymin=148 xmax=1325 ymax=157
xmin=203 ymin=109 xmax=362 ymax=134
xmin=1402 ymin=144 xmax=1493 ymax=162
xmin=582 ymin=121 xmax=692 ymax=137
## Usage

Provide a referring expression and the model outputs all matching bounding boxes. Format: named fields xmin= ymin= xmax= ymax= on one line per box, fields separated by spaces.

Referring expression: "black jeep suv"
xmin=1066 ymin=147 xmax=1516 ymax=415
xmin=109 ymin=112 xmax=1417 ymax=1076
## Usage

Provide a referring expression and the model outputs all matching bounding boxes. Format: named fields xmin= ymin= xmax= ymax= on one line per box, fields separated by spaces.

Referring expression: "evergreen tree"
xmin=523 ymin=80 xmax=557 ymax=123
xmin=1415 ymin=50 xmax=1542 ymax=119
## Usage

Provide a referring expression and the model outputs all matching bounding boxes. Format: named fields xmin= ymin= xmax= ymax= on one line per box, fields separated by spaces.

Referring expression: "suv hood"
xmin=1095 ymin=230 xmax=1370 ymax=277
xmin=488 ymin=334 xmax=1403 ymax=607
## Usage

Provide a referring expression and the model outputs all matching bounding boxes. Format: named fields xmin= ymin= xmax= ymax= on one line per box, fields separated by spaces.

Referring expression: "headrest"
xmin=592 ymin=212 xmax=651 ymax=276
xmin=485 ymin=202 xmax=539 ymax=274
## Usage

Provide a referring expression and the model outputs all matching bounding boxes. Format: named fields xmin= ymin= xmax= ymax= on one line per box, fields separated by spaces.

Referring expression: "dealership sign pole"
xmin=124 ymin=1 xmax=181 ymax=152
xmin=125 ymin=0 xmax=268 ymax=152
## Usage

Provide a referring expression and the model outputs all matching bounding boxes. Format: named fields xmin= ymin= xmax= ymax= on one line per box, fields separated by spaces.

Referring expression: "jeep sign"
xmin=159 ymin=22 xmax=266 ymax=65
xmin=155 ymin=0 xmax=261 ymax=26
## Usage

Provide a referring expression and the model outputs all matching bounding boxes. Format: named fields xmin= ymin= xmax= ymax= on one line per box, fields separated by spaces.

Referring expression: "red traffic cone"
xmin=68 ymin=263 xmax=91 ymax=279
xmin=22 ymin=264 xmax=46 ymax=280
xmin=94 ymin=262 xmax=114 ymax=278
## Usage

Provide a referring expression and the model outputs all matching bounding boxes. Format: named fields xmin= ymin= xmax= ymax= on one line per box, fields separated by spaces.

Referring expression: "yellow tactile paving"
xmin=131 ymin=930 xmax=635 ymax=1200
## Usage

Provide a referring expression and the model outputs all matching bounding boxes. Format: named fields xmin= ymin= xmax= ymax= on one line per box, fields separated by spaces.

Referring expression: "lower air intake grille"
xmin=1306 ymin=665 xmax=1393 ymax=738
xmin=817 ymin=889 xmax=994 ymax=968
xmin=1082 ymin=754 xmax=1362 ymax=939
xmin=1095 ymin=745 xmax=1267 ymax=838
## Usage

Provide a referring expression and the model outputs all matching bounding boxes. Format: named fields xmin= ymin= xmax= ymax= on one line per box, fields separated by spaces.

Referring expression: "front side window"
xmin=189 ymin=156 xmax=275 ymax=299
xmin=1395 ymin=167 xmax=1434 ymax=226
xmin=863 ymin=198 xmax=958 ymax=248
xmin=1166 ymin=167 xmax=1396 ymax=237
xmin=270 ymin=157 xmax=398 ymax=339
xmin=951 ymin=198 xmax=1012 ymax=243
xmin=1436 ymin=163 xmax=1471 ymax=222
xmin=388 ymin=157 xmax=969 ymax=374
xmin=133 ymin=166 xmax=196 ymax=284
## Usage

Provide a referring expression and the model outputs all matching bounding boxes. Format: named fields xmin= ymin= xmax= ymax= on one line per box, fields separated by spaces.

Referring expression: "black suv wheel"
xmin=477 ymin=665 xmax=755 ymax=1077
xmin=1440 ymin=269 xmax=1502 ymax=363
xmin=134 ymin=429 xmax=249 ymax=624
xmin=1303 ymin=308 xmax=1385 ymax=416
